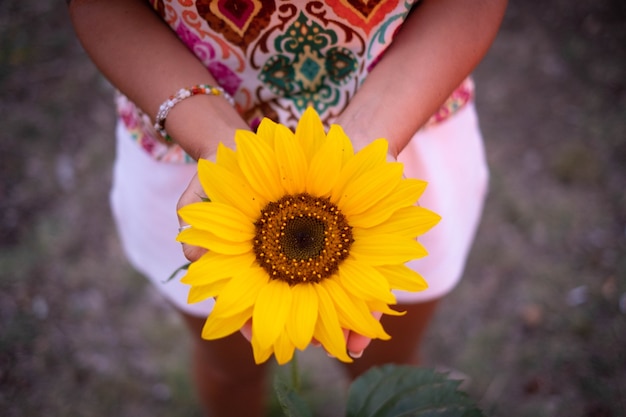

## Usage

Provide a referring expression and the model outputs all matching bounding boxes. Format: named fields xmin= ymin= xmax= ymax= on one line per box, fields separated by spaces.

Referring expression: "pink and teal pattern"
xmin=119 ymin=0 xmax=473 ymax=163
xmin=258 ymin=11 xmax=358 ymax=114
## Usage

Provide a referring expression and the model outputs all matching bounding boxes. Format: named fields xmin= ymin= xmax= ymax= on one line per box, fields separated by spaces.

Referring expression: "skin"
xmin=69 ymin=0 xmax=507 ymax=415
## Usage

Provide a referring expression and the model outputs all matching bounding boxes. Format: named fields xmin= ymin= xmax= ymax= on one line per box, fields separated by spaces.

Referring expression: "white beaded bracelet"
xmin=154 ymin=84 xmax=235 ymax=141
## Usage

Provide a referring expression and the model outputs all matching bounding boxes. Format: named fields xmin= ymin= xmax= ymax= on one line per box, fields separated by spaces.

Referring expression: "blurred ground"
xmin=1 ymin=1 xmax=625 ymax=416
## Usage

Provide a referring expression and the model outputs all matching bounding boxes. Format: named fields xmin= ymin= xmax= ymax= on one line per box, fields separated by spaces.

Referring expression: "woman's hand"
xmin=177 ymin=173 xmax=209 ymax=263
xmin=343 ymin=312 xmax=383 ymax=358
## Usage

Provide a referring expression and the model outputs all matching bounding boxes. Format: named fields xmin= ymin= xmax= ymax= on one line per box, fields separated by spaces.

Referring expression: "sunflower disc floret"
xmin=253 ymin=193 xmax=353 ymax=285
xmin=177 ymin=107 xmax=441 ymax=365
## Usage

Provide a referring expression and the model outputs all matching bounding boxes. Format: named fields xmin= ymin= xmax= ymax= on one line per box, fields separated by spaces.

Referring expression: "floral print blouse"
xmin=116 ymin=0 xmax=474 ymax=163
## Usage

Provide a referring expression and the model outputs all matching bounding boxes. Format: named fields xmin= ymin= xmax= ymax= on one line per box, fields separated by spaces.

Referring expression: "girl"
xmin=69 ymin=1 xmax=507 ymax=415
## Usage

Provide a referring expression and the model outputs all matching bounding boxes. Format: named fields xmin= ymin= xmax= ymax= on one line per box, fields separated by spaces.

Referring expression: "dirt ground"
xmin=1 ymin=1 xmax=625 ymax=416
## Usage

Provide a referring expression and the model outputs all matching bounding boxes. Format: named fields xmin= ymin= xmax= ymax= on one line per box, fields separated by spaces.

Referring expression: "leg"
xmin=342 ymin=299 xmax=439 ymax=380
xmin=179 ymin=311 xmax=269 ymax=417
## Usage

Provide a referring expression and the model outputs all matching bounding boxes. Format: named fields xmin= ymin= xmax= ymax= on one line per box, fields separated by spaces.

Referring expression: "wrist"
xmin=335 ymin=121 xmax=400 ymax=159
xmin=153 ymin=84 xmax=234 ymax=141
xmin=160 ymin=93 xmax=246 ymax=161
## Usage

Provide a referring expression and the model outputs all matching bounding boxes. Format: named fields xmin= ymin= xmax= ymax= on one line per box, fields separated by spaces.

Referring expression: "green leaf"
xmin=273 ymin=374 xmax=313 ymax=417
xmin=346 ymin=365 xmax=485 ymax=417
xmin=163 ymin=262 xmax=190 ymax=283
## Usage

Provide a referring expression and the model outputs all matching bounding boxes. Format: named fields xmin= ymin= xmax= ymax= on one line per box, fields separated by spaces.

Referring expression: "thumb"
xmin=177 ymin=173 xmax=208 ymax=262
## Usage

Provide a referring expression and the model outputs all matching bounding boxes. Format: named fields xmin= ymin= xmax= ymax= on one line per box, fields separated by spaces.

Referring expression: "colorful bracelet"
xmin=154 ymin=84 xmax=235 ymax=140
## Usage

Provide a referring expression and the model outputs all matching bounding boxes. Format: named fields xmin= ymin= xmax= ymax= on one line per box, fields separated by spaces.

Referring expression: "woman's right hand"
xmin=177 ymin=172 xmax=209 ymax=263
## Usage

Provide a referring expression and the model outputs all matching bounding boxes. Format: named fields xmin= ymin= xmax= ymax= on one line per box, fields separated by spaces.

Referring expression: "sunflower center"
xmin=281 ymin=216 xmax=326 ymax=260
xmin=253 ymin=193 xmax=353 ymax=285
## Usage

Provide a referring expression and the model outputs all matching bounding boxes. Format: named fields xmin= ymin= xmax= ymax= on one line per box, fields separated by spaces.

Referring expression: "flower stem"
xmin=291 ymin=351 xmax=300 ymax=392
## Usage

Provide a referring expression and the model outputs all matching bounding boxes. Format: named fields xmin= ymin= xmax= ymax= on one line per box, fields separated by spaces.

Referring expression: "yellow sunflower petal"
xmin=256 ymin=117 xmax=278 ymax=148
xmin=295 ymin=106 xmax=326 ymax=158
xmin=178 ymin=202 xmax=255 ymax=242
xmin=215 ymin=142 xmax=239 ymax=172
xmin=236 ymin=129 xmax=284 ymax=201
xmin=330 ymin=138 xmax=388 ymax=205
xmin=201 ymin=307 xmax=253 ymax=340
xmin=363 ymin=206 xmax=441 ymax=238
xmin=337 ymin=259 xmax=396 ymax=304
xmin=274 ymin=124 xmax=308 ymax=195
xmin=211 ymin=266 xmax=268 ymax=318
xmin=252 ymin=279 xmax=292 ymax=350
xmin=338 ymin=162 xmax=403 ymax=217
xmin=313 ymin=284 xmax=352 ymax=363
xmin=321 ymin=279 xmax=389 ymax=340
xmin=274 ymin=331 xmax=296 ymax=365
xmin=187 ymin=279 xmax=229 ymax=303
xmin=376 ymin=264 xmax=429 ymax=292
xmin=251 ymin=332 xmax=274 ymax=364
xmin=327 ymin=124 xmax=354 ymax=166
xmin=197 ymin=158 xmax=264 ymax=219
xmin=305 ymin=127 xmax=343 ymax=196
xmin=176 ymin=227 xmax=252 ymax=255
xmin=350 ymin=232 xmax=429 ymax=265
xmin=181 ymin=251 xmax=256 ymax=286
xmin=177 ymin=107 xmax=441 ymax=366
xmin=366 ymin=299 xmax=406 ymax=317
xmin=286 ymin=283 xmax=318 ymax=350
xmin=347 ymin=179 xmax=428 ymax=228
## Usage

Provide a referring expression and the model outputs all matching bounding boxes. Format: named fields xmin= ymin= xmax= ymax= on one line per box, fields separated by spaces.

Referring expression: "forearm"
xmin=336 ymin=0 xmax=507 ymax=156
xmin=68 ymin=0 xmax=247 ymax=160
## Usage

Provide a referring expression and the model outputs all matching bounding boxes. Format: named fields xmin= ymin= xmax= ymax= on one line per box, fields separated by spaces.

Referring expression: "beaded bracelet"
xmin=154 ymin=84 xmax=235 ymax=140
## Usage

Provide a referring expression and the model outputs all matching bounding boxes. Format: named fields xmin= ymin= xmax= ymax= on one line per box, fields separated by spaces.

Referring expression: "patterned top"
xmin=116 ymin=0 xmax=474 ymax=164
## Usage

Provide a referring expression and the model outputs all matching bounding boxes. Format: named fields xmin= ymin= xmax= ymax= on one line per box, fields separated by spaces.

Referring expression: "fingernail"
xmin=349 ymin=350 xmax=364 ymax=359
xmin=326 ymin=352 xmax=335 ymax=358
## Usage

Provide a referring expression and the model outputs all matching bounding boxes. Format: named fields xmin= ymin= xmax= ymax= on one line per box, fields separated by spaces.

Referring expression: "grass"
xmin=1 ymin=1 xmax=625 ymax=416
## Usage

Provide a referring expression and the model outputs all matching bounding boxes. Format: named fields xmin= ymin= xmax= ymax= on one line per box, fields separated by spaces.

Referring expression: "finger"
xmin=346 ymin=311 xmax=383 ymax=359
xmin=181 ymin=242 xmax=207 ymax=262
xmin=176 ymin=173 xmax=206 ymax=209
xmin=176 ymin=173 xmax=207 ymax=225
xmin=177 ymin=173 xmax=209 ymax=262
xmin=177 ymin=222 xmax=207 ymax=262
xmin=240 ymin=320 xmax=252 ymax=342
xmin=346 ymin=332 xmax=371 ymax=359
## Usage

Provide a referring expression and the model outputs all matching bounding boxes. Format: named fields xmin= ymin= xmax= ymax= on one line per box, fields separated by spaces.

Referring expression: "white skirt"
xmin=110 ymin=103 xmax=489 ymax=316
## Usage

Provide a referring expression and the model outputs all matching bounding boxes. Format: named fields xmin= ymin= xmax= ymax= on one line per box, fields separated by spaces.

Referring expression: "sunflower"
xmin=177 ymin=107 xmax=440 ymax=364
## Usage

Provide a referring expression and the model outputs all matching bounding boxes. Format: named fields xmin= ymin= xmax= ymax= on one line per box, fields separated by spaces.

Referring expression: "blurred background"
xmin=1 ymin=1 xmax=624 ymax=416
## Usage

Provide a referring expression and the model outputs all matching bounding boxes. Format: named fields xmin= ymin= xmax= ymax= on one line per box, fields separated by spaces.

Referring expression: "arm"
xmin=336 ymin=0 xmax=508 ymax=156
xmin=68 ymin=0 xmax=248 ymax=160
xmin=69 ymin=0 xmax=248 ymax=261
xmin=338 ymin=0 xmax=507 ymax=354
